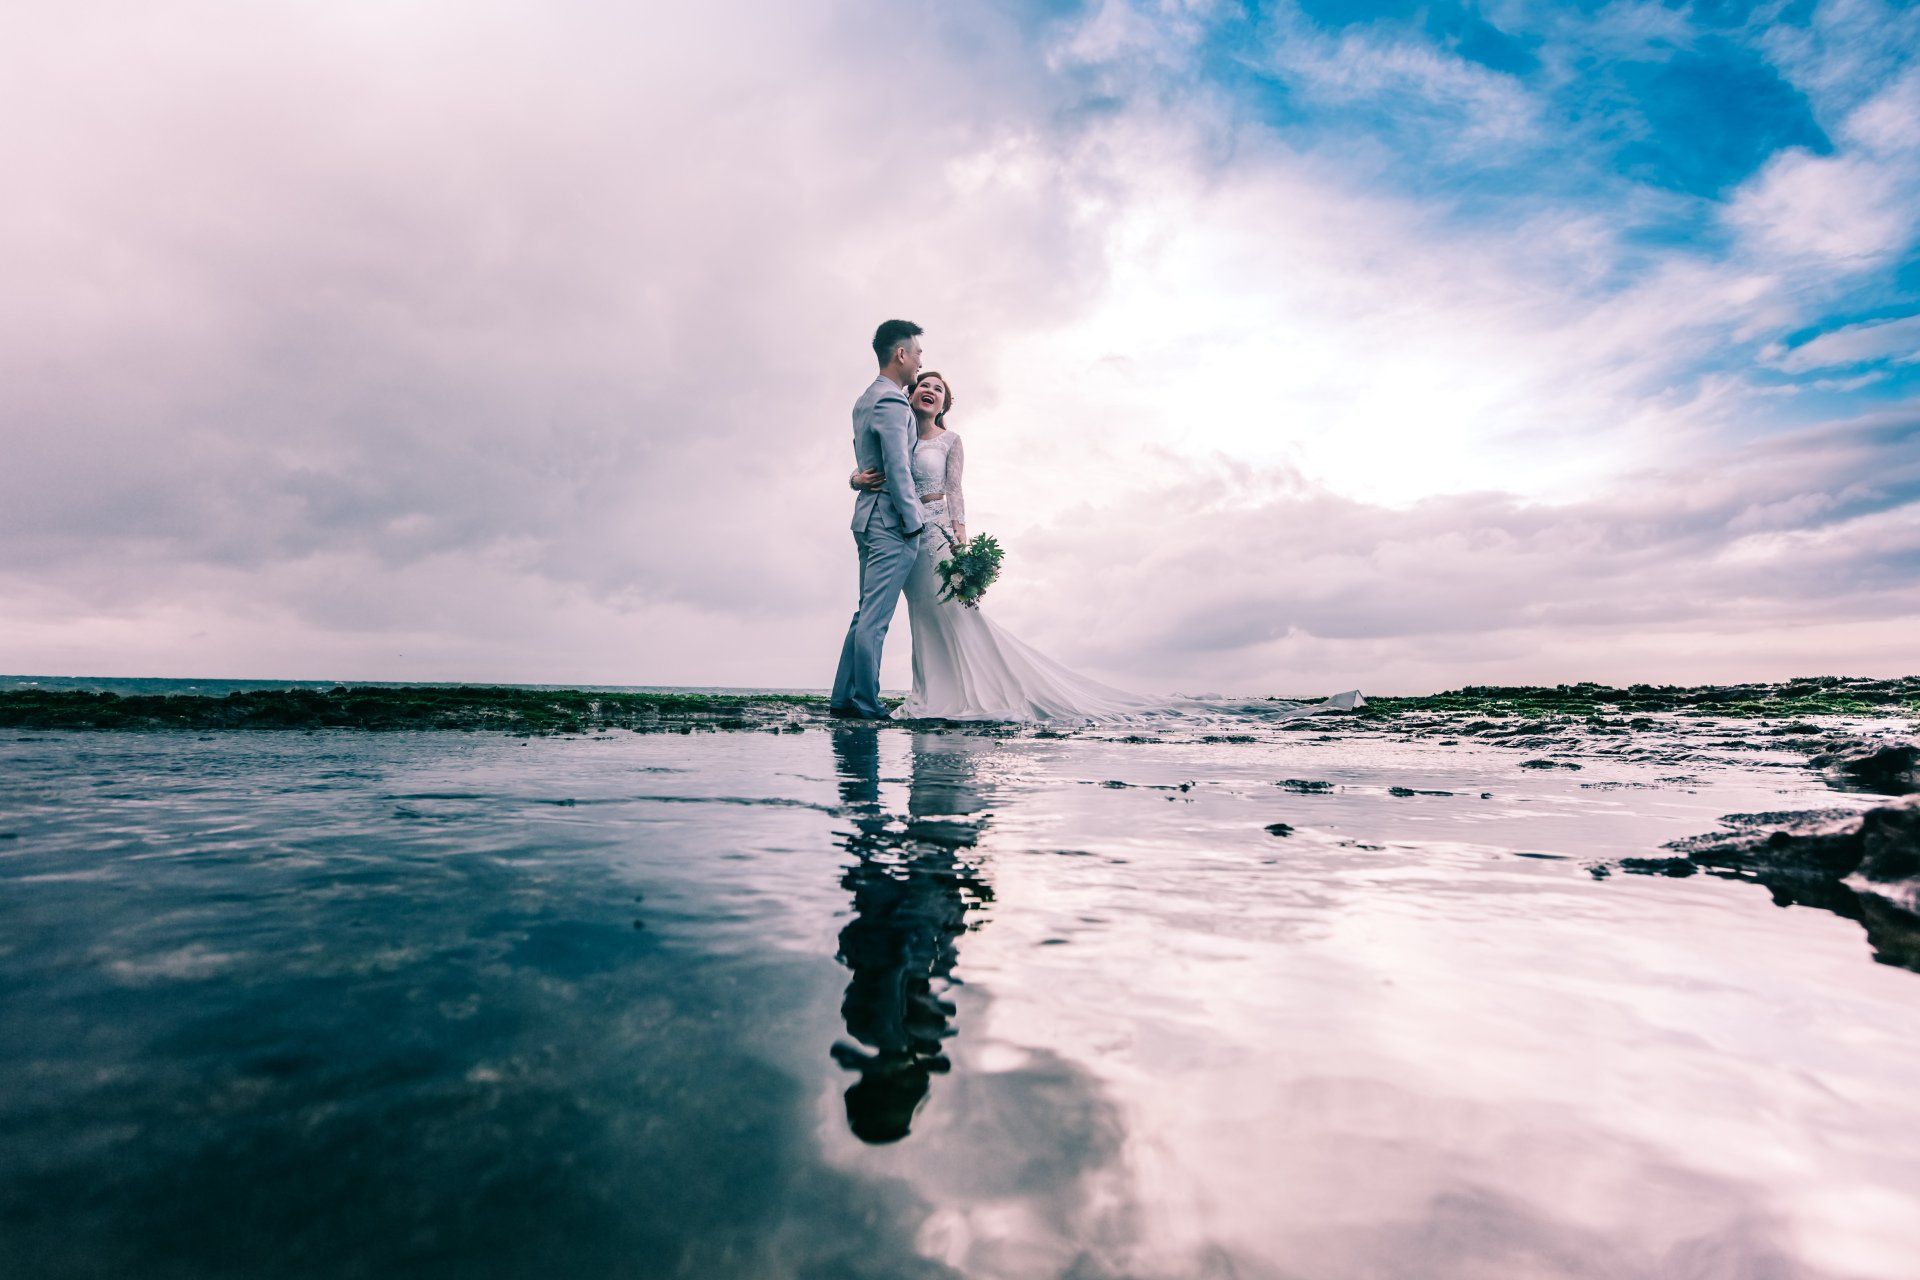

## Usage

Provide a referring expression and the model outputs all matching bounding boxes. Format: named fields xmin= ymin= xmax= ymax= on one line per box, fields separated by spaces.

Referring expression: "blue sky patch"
xmin=1598 ymin=38 xmax=1830 ymax=196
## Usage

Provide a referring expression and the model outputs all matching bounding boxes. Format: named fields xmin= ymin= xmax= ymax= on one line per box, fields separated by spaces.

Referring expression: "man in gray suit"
xmin=830 ymin=320 xmax=929 ymax=719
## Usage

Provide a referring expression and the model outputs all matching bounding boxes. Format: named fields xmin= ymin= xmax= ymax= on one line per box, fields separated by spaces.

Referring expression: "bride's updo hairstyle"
xmin=911 ymin=371 xmax=954 ymax=428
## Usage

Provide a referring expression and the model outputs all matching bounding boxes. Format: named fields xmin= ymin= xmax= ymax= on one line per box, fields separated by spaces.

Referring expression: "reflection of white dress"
xmin=894 ymin=430 xmax=1362 ymax=724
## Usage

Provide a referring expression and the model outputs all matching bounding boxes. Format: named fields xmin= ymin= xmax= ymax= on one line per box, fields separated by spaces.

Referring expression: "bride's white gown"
xmin=892 ymin=429 xmax=1360 ymax=724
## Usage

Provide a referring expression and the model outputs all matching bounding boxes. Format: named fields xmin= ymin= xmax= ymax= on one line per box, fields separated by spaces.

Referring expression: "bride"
xmin=852 ymin=371 xmax=1360 ymax=723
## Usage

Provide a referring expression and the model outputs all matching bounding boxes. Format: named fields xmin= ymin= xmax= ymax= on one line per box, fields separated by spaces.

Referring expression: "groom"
xmin=829 ymin=320 xmax=929 ymax=719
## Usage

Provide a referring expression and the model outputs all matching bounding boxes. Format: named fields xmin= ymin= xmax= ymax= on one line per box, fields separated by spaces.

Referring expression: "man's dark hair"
xmin=872 ymin=319 xmax=923 ymax=366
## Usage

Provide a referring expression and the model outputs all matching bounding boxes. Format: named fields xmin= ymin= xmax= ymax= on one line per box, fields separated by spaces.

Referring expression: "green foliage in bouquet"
xmin=934 ymin=532 xmax=1004 ymax=609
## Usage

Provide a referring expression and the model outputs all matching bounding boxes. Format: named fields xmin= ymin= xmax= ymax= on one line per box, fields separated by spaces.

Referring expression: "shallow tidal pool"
xmin=2 ymin=724 xmax=1917 ymax=1279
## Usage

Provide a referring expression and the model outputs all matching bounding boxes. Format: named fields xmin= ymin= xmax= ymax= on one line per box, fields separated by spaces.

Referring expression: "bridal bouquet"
xmin=935 ymin=532 xmax=1004 ymax=609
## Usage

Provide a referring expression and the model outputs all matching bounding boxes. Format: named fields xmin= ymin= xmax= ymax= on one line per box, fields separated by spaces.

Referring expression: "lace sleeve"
xmin=943 ymin=433 xmax=965 ymax=529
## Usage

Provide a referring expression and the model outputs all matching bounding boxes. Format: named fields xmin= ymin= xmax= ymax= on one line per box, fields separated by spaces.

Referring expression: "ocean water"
xmin=3 ymin=708 xmax=1918 ymax=1278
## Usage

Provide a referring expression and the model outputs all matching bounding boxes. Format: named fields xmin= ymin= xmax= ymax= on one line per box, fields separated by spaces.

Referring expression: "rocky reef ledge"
xmin=1354 ymin=674 xmax=1919 ymax=720
xmin=0 ymin=686 xmax=821 ymax=734
xmin=1611 ymin=798 xmax=1920 ymax=972
xmin=2 ymin=674 xmax=1914 ymax=735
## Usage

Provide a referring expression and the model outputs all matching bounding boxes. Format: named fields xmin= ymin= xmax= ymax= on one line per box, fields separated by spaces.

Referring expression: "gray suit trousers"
xmin=830 ymin=521 xmax=920 ymax=718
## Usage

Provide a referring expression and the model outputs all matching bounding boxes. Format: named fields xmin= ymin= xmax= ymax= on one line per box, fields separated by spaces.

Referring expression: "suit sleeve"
xmin=873 ymin=393 xmax=925 ymax=534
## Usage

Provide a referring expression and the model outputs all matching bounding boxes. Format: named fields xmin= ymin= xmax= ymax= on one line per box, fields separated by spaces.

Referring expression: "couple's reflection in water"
xmin=829 ymin=725 xmax=996 ymax=1144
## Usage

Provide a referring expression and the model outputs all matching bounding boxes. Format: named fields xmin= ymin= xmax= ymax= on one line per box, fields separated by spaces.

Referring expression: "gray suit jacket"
xmin=850 ymin=374 xmax=926 ymax=536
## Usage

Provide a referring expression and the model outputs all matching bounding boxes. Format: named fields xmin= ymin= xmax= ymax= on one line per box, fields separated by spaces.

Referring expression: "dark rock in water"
xmin=1265 ymin=823 xmax=1294 ymax=837
xmin=1636 ymin=797 xmax=1920 ymax=971
xmin=1809 ymin=738 xmax=1919 ymax=794
xmin=1388 ymin=786 xmax=1454 ymax=797
xmin=1858 ymin=803 xmax=1920 ymax=902
xmin=1276 ymin=779 xmax=1333 ymax=793
xmin=1520 ymin=759 xmax=1582 ymax=770
xmin=1664 ymin=808 xmax=1875 ymax=879
xmin=1619 ymin=857 xmax=1697 ymax=877
xmin=1664 ymin=803 xmax=1920 ymax=887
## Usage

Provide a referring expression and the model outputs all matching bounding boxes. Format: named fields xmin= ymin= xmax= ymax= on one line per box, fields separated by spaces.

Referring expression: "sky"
xmin=2 ymin=0 xmax=1917 ymax=695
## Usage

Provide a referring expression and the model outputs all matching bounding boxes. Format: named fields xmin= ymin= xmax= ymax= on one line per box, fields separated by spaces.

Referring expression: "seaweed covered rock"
xmin=1355 ymin=675 xmax=1920 ymax=720
xmin=1663 ymin=807 xmax=1883 ymax=879
xmin=1663 ymin=799 xmax=1920 ymax=883
xmin=1645 ymin=797 xmax=1920 ymax=970
xmin=1808 ymin=738 xmax=1919 ymax=794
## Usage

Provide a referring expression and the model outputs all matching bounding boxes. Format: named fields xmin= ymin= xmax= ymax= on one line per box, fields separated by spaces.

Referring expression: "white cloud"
xmin=1252 ymin=8 xmax=1539 ymax=148
xmin=1771 ymin=313 xmax=1920 ymax=373
xmin=1725 ymin=149 xmax=1916 ymax=266
xmin=1054 ymin=0 xmax=1213 ymax=70
xmin=1725 ymin=60 xmax=1920 ymax=272
xmin=1761 ymin=0 xmax=1920 ymax=120
xmin=986 ymin=408 xmax=1920 ymax=692
xmin=1842 ymin=69 xmax=1920 ymax=152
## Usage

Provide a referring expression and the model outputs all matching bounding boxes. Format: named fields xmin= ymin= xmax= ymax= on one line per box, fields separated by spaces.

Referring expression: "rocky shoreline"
xmin=0 ymin=685 xmax=821 ymax=735
xmin=3 ymin=674 xmax=1914 ymax=736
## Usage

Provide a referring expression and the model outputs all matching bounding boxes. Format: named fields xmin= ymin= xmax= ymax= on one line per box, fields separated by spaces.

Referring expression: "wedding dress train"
xmin=892 ymin=430 xmax=1360 ymax=724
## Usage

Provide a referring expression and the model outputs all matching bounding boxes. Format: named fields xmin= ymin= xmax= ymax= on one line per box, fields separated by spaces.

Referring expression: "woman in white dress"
xmin=853 ymin=372 xmax=1361 ymax=723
